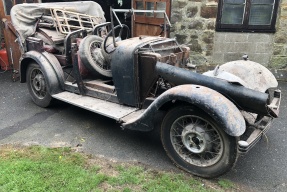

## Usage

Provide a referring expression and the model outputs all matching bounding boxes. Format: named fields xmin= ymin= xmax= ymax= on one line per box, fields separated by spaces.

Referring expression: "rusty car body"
xmin=11 ymin=1 xmax=281 ymax=178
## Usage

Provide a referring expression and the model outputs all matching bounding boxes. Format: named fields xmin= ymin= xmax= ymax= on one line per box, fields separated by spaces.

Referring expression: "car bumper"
xmin=238 ymin=89 xmax=281 ymax=153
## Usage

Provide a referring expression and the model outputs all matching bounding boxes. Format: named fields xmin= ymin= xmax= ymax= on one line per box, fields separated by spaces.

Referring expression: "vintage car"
xmin=11 ymin=1 xmax=281 ymax=178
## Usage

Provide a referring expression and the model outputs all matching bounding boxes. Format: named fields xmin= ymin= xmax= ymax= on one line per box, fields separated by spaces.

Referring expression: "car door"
xmin=0 ymin=0 xmax=39 ymax=76
xmin=132 ymin=0 xmax=171 ymax=37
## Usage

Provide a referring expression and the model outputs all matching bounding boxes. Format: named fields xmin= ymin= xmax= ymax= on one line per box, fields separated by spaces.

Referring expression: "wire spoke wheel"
xmin=79 ymin=35 xmax=112 ymax=77
xmin=89 ymin=41 xmax=110 ymax=70
xmin=161 ymin=106 xmax=238 ymax=178
xmin=170 ymin=115 xmax=223 ymax=167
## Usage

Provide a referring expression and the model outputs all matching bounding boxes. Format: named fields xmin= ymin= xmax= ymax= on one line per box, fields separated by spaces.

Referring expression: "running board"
xmin=52 ymin=92 xmax=138 ymax=121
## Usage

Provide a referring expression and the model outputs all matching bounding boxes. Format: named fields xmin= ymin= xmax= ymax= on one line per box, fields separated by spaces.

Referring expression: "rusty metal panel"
xmin=26 ymin=37 xmax=43 ymax=52
xmin=138 ymin=54 xmax=158 ymax=102
xmin=238 ymin=116 xmax=273 ymax=153
xmin=110 ymin=36 xmax=163 ymax=107
xmin=52 ymin=91 xmax=138 ymax=121
xmin=123 ymin=84 xmax=246 ymax=136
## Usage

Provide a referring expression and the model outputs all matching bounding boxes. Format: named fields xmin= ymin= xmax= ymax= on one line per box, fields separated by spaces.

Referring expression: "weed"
xmin=218 ymin=179 xmax=234 ymax=189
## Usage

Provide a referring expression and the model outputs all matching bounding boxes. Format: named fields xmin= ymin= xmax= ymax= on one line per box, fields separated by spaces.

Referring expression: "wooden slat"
xmin=132 ymin=0 xmax=171 ymax=37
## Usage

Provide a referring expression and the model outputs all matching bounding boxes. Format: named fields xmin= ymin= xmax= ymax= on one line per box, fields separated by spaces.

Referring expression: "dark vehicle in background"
xmin=10 ymin=1 xmax=281 ymax=178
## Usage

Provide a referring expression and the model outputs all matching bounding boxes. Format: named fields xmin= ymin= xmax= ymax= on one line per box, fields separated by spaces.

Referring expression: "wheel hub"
xmin=182 ymin=124 xmax=211 ymax=154
xmin=32 ymin=74 xmax=45 ymax=92
xmin=170 ymin=115 xmax=224 ymax=167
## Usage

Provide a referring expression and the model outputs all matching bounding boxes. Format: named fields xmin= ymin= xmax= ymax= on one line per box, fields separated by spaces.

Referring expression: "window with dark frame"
xmin=216 ymin=0 xmax=279 ymax=33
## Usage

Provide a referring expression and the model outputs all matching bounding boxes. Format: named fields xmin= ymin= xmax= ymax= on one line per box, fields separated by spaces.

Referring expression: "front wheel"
xmin=161 ymin=106 xmax=238 ymax=178
xmin=26 ymin=63 xmax=53 ymax=107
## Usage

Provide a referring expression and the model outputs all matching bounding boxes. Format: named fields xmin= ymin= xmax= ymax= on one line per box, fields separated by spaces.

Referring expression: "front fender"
xmin=122 ymin=84 xmax=246 ymax=137
xmin=204 ymin=60 xmax=278 ymax=92
xmin=20 ymin=51 xmax=64 ymax=95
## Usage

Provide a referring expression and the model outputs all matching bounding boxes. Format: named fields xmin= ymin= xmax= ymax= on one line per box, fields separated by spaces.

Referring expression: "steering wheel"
xmin=103 ymin=24 xmax=130 ymax=54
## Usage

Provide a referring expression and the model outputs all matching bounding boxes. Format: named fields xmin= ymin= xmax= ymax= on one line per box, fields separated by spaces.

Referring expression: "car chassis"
xmin=11 ymin=1 xmax=281 ymax=178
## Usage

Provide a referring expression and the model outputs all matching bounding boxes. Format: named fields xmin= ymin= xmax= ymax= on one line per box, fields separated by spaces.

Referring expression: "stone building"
xmin=1 ymin=0 xmax=285 ymax=73
xmin=170 ymin=0 xmax=286 ymax=71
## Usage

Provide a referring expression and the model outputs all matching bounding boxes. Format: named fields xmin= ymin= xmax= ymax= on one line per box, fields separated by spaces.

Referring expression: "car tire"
xmin=26 ymin=62 xmax=53 ymax=107
xmin=161 ymin=105 xmax=238 ymax=178
xmin=79 ymin=35 xmax=112 ymax=77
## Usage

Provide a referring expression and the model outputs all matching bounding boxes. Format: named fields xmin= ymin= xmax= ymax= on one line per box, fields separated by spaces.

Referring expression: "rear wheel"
xmin=26 ymin=63 xmax=53 ymax=107
xmin=161 ymin=106 xmax=238 ymax=178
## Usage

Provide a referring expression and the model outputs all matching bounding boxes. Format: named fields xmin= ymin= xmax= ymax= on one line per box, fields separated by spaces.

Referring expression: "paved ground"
xmin=0 ymin=70 xmax=286 ymax=191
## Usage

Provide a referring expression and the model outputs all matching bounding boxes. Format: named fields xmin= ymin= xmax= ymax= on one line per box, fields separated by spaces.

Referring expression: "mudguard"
xmin=122 ymin=84 xmax=246 ymax=137
xmin=20 ymin=51 xmax=65 ymax=95
xmin=204 ymin=60 xmax=278 ymax=92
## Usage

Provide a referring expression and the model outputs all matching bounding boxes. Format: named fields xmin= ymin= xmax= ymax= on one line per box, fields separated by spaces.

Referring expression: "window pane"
xmin=146 ymin=2 xmax=154 ymax=17
xmin=221 ymin=4 xmax=245 ymax=24
xmin=216 ymin=0 xmax=278 ymax=32
xmin=156 ymin=2 xmax=166 ymax=18
xmin=251 ymin=0 xmax=274 ymax=4
xmin=135 ymin=1 xmax=144 ymax=16
xmin=249 ymin=4 xmax=274 ymax=25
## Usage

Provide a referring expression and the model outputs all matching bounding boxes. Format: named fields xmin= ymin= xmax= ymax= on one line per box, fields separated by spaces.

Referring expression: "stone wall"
xmin=271 ymin=0 xmax=287 ymax=69
xmin=170 ymin=0 xmax=287 ymax=69
xmin=170 ymin=0 xmax=218 ymax=66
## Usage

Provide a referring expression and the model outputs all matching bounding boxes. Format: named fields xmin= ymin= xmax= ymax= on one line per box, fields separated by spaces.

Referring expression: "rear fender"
xmin=122 ymin=85 xmax=246 ymax=137
xmin=20 ymin=51 xmax=65 ymax=94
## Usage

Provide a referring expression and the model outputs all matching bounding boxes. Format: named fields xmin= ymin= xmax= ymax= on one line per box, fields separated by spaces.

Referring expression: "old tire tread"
xmin=161 ymin=105 xmax=238 ymax=178
xmin=26 ymin=63 xmax=53 ymax=108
